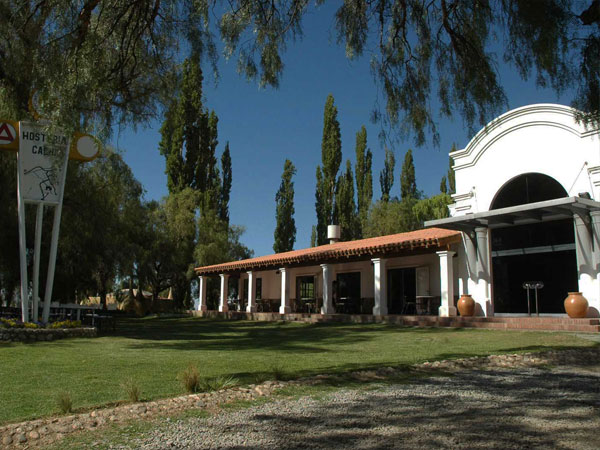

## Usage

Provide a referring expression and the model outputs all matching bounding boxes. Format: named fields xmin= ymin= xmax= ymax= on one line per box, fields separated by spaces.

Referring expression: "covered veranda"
xmin=194 ymin=228 xmax=462 ymax=317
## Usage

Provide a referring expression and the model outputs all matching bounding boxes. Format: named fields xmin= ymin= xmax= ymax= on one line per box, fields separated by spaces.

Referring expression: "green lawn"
xmin=0 ymin=316 xmax=596 ymax=425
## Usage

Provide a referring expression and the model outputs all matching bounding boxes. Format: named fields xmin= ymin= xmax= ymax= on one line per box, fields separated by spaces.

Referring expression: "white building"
xmin=427 ymin=104 xmax=600 ymax=317
xmin=195 ymin=104 xmax=600 ymax=320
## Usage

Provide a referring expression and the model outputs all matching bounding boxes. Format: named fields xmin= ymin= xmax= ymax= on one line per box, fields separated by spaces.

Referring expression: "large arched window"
xmin=490 ymin=173 xmax=567 ymax=210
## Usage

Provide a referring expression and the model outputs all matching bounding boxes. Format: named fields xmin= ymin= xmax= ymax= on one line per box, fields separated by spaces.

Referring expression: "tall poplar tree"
xmin=440 ymin=175 xmax=448 ymax=194
xmin=158 ymin=53 xmax=221 ymax=212
xmin=219 ymin=143 xmax=232 ymax=225
xmin=315 ymin=94 xmax=342 ymax=245
xmin=379 ymin=148 xmax=395 ymax=202
xmin=355 ymin=126 xmax=373 ymax=237
xmin=336 ymin=160 xmax=359 ymax=241
xmin=273 ymin=160 xmax=297 ymax=253
xmin=448 ymin=144 xmax=457 ymax=194
xmin=400 ymin=149 xmax=418 ymax=201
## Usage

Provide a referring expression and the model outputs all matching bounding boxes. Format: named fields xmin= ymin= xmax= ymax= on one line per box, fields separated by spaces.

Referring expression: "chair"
xmin=401 ymin=297 xmax=417 ymax=315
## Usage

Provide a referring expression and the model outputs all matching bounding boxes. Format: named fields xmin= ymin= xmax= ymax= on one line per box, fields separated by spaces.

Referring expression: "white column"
xmin=590 ymin=211 xmax=600 ymax=317
xmin=247 ymin=271 xmax=257 ymax=312
xmin=237 ymin=277 xmax=243 ymax=311
xmin=474 ymin=227 xmax=492 ymax=316
xmin=438 ymin=251 xmax=457 ymax=317
xmin=463 ymin=232 xmax=478 ymax=296
xmin=219 ymin=274 xmax=229 ymax=312
xmin=575 ymin=214 xmax=595 ymax=315
xmin=198 ymin=276 xmax=207 ymax=312
xmin=321 ymin=264 xmax=335 ymax=314
xmin=372 ymin=258 xmax=388 ymax=315
xmin=279 ymin=268 xmax=291 ymax=314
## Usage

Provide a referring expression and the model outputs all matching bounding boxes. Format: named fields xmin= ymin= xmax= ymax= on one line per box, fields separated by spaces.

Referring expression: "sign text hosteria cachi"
xmin=18 ymin=123 xmax=70 ymax=204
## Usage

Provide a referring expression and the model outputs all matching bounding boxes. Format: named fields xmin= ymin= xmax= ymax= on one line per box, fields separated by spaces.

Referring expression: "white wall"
xmin=449 ymin=104 xmax=600 ymax=317
xmin=450 ymin=104 xmax=600 ymax=215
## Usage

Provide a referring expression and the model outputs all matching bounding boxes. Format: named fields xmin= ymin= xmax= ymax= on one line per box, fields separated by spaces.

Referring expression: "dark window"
xmin=256 ymin=278 xmax=262 ymax=300
xmin=297 ymin=276 xmax=315 ymax=299
xmin=337 ymin=272 xmax=361 ymax=300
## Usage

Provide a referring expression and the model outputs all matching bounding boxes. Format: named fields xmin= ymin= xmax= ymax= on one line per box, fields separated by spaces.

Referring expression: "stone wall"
xmin=0 ymin=327 xmax=96 ymax=342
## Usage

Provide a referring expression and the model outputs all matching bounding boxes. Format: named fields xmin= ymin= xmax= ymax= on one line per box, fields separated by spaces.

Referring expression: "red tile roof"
xmin=194 ymin=228 xmax=461 ymax=275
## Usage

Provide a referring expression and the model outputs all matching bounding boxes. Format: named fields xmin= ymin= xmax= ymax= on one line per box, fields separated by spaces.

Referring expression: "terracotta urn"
xmin=457 ymin=294 xmax=475 ymax=317
xmin=564 ymin=292 xmax=589 ymax=318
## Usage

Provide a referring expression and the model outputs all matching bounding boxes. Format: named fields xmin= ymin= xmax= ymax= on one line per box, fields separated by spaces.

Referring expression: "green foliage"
xmin=195 ymin=209 xmax=253 ymax=269
xmin=1 ymin=2 xmax=597 ymax=146
xmin=268 ymin=364 xmax=289 ymax=381
xmin=379 ymin=148 xmax=395 ymax=202
xmin=218 ymin=1 xmax=599 ymax=143
xmin=448 ymin=145 xmax=457 ymax=194
xmin=365 ymin=194 xmax=453 ymax=237
xmin=137 ymin=189 xmax=199 ymax=309
xmin=354 ymin=126 xmax=373 ymax=238
xmin=56 ymin=391 xmax=73 ymax=414
xmin=364 ymin=199 xmax=418 ymax=237
xmin=273 ymin=160 xmax=297 ymax=253
xmin=49 ymin=320 xmax=82 ymax=329
xmin=310 ymin=226 xmax=317 ymax=248
xmin=203 ymin=375 xmax=239 ymax=392
xmin=179 ymin=365 xmax=201 ymax=393
xmin=159 ymin=53 xmax=221 ymax=208
xmin=121 ymin=379 xmax=142 ymax=403
xmin=400 ymin=149 xmax=418 ymax=201
xmin=315 ymin=95 xmax=342 ymax=245
xmin=220 ymin=143 xmax=233 ymax=225
xmin=336 ymin=160 xmax=360 ymax=241
xmin=413 ymin=194 xmax=453 ymax=223
xmin=440 ymin=175 xmax=448 ymax=194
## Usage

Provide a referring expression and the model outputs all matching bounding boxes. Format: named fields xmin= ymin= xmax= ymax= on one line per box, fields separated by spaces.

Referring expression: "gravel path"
xmin=112 ymin=363 xmax=600 ymax=450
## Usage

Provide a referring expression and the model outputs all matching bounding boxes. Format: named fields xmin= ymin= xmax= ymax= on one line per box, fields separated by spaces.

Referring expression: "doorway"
xmin=490 ymin=173 xmax=577 ymax=313
xmin=387 ymin=268 xmax=416 ymax=314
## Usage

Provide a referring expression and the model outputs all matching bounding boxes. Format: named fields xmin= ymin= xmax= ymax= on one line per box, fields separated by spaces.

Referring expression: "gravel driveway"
xmin=112 ymin=362 xmax=600 ymax=450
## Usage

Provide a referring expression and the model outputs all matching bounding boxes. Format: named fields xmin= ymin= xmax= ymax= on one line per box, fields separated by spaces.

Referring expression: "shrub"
xmin=269 ymin=364 xmax=288 ymax=381
xmin=48 ymin=320 xmax=82 ymax=329
xmin=206 ymin=375 xmax=238 ymax=391
xmin=56 ymin=391 xmax=73 ymax=414
xmin=179 ymin=365 xmax=201 ymax=393
xmin=121 ymin=379 xmax=141 ymax=403
xmin=0 ymin=318 xmax=21 ymax=328
xmin=23 ymin=322 xmax=40 ymax=329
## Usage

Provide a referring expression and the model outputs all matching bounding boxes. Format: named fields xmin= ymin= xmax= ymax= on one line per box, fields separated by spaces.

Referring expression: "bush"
xmin=48 ymin=320 xmax=82 ymax=329
xmin=121 ymin=379 xmax=141 ymax=403
xmin=56 ymin=391 xmax=73 ymax=414
xmin=0 ymin=318 xmax=21 ymax=328
xmin=23 ymin=322 xmax=40 ymax=329
xmin=269 ymin=364 xmax=288 ymax=381
xmin=204 ymin=375 xmax=238 ymax=391
xmin=179 ymin=365 xmax=201 ymax=393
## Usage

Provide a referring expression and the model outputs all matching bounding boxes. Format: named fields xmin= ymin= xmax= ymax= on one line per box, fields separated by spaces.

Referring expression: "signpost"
xmin=1 ymin=120 xmax=100 ymax=323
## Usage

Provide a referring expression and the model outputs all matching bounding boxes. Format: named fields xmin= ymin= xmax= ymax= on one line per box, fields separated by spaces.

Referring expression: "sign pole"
xmin=41 ymin=144 xmax=70 ymax=324
xmin=32 ymin=202 xmax=44 ymax=322
xmin=16 ymin=151 xmax=30 ymax=323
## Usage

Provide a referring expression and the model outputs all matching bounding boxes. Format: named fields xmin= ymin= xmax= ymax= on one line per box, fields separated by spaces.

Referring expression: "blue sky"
xmin=111 ymin=4 xmax=573 ymax=258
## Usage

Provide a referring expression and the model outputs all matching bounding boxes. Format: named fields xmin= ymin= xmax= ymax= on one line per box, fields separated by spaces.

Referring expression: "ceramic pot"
xmin=457 ymin=294 xmax=475 ymax=317
xmin=564 ymin=292 xmax=588 ymax=318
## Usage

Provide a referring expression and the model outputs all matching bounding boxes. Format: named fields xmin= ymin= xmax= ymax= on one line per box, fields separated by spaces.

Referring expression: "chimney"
xmin=327 ymin=225 xmax=341 ymax=244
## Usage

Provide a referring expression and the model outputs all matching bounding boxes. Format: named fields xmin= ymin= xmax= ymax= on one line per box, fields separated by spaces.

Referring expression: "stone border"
xmin=0 ymin=327 xmax=96 ymax=343
xmin=1 ymin=347 xmax=598 ymax=448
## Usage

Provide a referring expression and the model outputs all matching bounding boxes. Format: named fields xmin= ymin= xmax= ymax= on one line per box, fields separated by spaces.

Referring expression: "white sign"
xmin=18 ymin=123 xmax=69 ymax=204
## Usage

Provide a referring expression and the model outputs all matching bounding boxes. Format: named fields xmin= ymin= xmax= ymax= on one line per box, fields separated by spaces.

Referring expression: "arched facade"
xmin=428 ymin=104 xmax=600 ymax=317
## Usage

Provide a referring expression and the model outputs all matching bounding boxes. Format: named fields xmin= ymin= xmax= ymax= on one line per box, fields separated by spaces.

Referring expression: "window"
xmin=256 ymin=278 xmax=262 ymax=300
xmin=297 ymin=276 xmax=315 ymax=299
